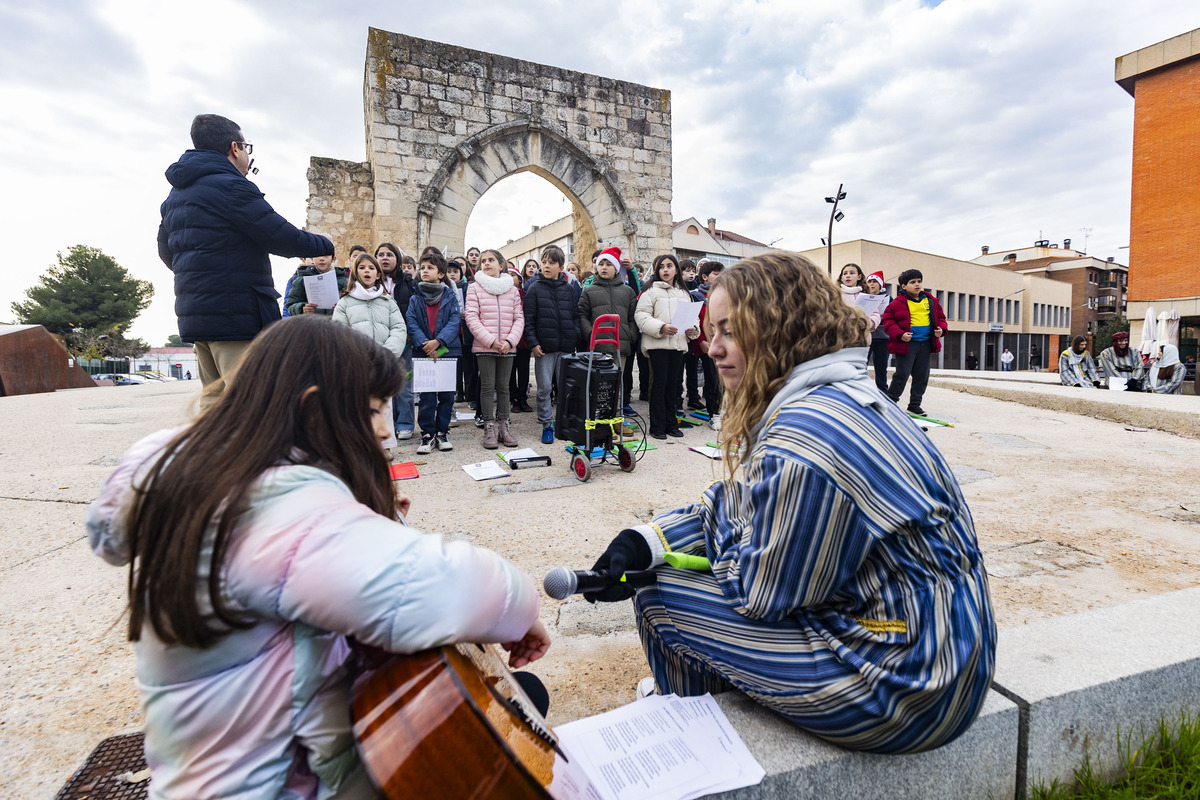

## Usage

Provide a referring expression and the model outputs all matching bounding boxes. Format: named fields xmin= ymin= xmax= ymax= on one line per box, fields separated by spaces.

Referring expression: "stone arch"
xmin=416 ymin=120 xmax=638 ymax=261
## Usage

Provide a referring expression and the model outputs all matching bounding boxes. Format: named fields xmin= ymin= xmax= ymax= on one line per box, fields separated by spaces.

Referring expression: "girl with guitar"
xmin=87 ymin=315 xmax=550 ymax=799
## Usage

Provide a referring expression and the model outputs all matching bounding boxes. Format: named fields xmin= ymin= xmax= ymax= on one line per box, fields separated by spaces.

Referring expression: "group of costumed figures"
xmin=1059 ymin=331 xmax=1186 ymax=394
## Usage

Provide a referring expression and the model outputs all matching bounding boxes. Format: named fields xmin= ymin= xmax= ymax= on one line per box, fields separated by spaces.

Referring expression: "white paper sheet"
xmin=411 ymin=357 xmax=458 ymax=392
xmin=461 ymin=460 xmax=510 ymax=481
xmin=1107 ymin=377 xmax=1127 ymax=391
xmin=670 ymin=301 xmax=704 ymax=333
xmin=688 ymin=445 xmax=722 ymax=460
xmin=456 ymin=411 xmax=478 ymax=420
xmin=854 ymin=292 xmax=890 ymax=317
xmin=553 ymin=694 xmax=763 ymax=800
xmin=302 ymin=272 xmax=340 ymax=309
xmin=380 ymin=397 xmax=396 ymax=448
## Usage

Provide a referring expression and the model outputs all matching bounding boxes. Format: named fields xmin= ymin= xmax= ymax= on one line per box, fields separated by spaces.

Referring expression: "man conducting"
xmin=158 ymin=114 xmax=334 ymax=386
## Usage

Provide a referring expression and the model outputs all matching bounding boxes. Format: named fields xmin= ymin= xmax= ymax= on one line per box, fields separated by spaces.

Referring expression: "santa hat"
xmin=866 ymin=271 xmax=885 ymax=286
xmin=596 ymin=247 xmax=622 ymax=271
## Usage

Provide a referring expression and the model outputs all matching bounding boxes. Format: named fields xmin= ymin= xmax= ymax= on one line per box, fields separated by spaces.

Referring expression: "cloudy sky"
xmin=1 ymin=0 xmax=1194 ymax=345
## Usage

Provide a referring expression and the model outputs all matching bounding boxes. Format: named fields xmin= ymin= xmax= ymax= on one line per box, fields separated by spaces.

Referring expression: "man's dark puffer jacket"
xmin=157 ymin=149 xmax=333 ymax=342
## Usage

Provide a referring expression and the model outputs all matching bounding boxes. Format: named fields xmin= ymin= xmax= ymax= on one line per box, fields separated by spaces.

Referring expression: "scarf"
xmin=418 ymin=281 xmax=446 ymax=305
xmin=747 ymin=347 xmax=883 ymax=455
xmin=475 ymin=271 xmax=515 ymax=296
xmin=1064 ymin=346 xmax=1088 ymax=368
xmin=347 ymin=284 xmax=384 ymax=301
xmin=840 ymin=284 xmax=862 ymax=297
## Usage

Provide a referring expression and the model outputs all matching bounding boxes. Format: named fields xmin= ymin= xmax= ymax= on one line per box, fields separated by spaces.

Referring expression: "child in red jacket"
xmin=880 ymin=269 xmax=947 ymax=416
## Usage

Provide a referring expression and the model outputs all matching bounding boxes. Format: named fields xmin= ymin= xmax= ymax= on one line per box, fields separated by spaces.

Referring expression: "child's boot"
xmin=497 ymin=419 xmax=518 ymax=447
xmin=483 ymin=421 xmax=499 ymax=449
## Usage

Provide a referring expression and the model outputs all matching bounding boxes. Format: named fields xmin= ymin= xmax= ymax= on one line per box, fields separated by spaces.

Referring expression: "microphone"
xmin=248 ymin=158 xmax=259 ymax=175
xmin=543 ymin=567 xmax=658 ymax=600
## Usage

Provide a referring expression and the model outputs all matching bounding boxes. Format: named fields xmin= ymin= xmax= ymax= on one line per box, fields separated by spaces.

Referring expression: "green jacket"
xmin=285 ymin=266 xmax=349 ymax=316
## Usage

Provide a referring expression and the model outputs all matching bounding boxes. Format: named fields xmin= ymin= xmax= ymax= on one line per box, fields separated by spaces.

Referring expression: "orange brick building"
xmin=1116 ymin=29 xmax=1200 ymax=385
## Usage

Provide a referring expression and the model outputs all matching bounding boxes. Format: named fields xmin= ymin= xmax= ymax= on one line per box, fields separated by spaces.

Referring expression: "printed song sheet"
xmin=670 ymin=301 xmax=704 ymax=333
xmin=550 ymin=694 xmax=763 ymax=800
xmin=302 ymin=272 xmax=340 ymax=309
xmin=854 ymin=291 xmax=890 ymax=318
xmin=411 ymin=357 xmax=458 ymax=392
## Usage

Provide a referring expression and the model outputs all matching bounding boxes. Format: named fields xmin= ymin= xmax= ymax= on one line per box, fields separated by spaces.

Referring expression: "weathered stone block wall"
xmin=308 ymin=28 xmax=673 ymax=265
xmin=306 ymin=157 xmax=375 ymax=263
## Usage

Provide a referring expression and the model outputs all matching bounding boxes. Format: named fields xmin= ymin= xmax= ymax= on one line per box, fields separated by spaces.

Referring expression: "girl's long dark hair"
xmin=125 ymin=316 xmax=404 ymax=648
xmin=652 ymin=253 xmax=686 ymax=290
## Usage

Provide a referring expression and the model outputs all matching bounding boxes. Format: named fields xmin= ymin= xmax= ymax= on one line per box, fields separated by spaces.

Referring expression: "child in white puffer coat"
xmin=332 ymin=253 xmax=408 ymax=357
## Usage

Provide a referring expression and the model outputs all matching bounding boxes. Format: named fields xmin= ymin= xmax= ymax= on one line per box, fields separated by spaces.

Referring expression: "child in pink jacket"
xmin=465 ymin=248 xmax=525 ymax=448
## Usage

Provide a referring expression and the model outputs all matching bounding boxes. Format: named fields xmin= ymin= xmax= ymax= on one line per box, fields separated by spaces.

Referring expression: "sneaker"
xmin=687 ymin=399 xmax=704 ymax=410
xmin=395 ymin=428 xmax=414 ymax=440
xmin=636 ymin=676 xmax=659 ymax=700
xmin=436 ymin=432 xmax=454 ymax=451
xmin=907 ymin=405 xmax=926 ymax=416
xmin=622 ymin=404 xmax=636 ymax=417
xmin=474 ymin=413 xmax=485 ymax=429
xmin=448 ymin=417 xmax=460 ymax=428
xmin=708 ymin=414 xmax=721 ymax=432
xmin=541 ymin=424 xmax=554 ymax=444
xmin=416 ymin=433 xmax=435 ymax=454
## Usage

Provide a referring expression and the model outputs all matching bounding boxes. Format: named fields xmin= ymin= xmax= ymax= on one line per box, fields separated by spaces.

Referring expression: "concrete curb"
xmin=931 ymin=378 xmax=1200 ymax=439
xmin=709 ymin=587 xmax=1200 ymax=799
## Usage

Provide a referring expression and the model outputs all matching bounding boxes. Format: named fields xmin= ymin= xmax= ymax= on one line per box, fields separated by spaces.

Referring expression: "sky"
xmin=1 ymin=0 xmax=1195 ymax=346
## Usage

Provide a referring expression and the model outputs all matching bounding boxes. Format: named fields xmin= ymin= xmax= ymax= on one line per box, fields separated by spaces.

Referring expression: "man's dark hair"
xmin=191 ymin=114 xmax=243 ymax=154
xmin=591 ymin=249 xmax=602 ymax=263
xmin=349 ymin=244 xmax=367 ymax=256
xmin=898 ymin=269 xmax=923 ymax=286
xmin=541 ymin=245 xmax=565 ymax=267
xmin=679 ymin=259 xmax=697 ymax=272
xmin=698 ymin=261 xmax=724 ymax=281
xmin=419 ymin=251 xmax=446 ymax=272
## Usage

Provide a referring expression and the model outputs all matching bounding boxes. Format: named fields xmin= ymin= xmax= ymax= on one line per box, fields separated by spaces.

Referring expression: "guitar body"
xmin=351 ymin=643 xmax=556 ymax=800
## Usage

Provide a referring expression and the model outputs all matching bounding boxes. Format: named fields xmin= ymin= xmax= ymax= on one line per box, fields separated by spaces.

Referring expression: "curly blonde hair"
xmin=714 ymin=253 xmax=869 ymax=475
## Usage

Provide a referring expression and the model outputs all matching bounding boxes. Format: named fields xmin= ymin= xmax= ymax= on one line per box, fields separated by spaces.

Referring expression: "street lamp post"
xmin=825 ymin=184 xmax=846 ymax=276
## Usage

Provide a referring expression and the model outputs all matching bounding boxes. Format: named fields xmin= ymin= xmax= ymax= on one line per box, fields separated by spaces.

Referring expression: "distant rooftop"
xmin=672 ymin=218 xmax=767 ymax=247
xmin=1115 ymin=27 xmax=1200 ymax=96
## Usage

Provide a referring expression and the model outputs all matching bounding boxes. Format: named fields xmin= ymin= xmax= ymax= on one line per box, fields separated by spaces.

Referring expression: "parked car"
xmin=112 ymin=374 xmax=152 ymax=385
xmin=136 ymin=371 xmax=179 ymax=382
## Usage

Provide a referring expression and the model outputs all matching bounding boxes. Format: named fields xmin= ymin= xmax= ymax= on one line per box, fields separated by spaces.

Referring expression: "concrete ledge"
xmin=711 ymin=690 xmax=1018 ymax=800
xmin=930 ymin=376 xmax=1200 ymax=439
xmin=992 ymin=586 xmax=1200 ymax=797
xmin=701 ymin=587 xmax=1200 ymax=799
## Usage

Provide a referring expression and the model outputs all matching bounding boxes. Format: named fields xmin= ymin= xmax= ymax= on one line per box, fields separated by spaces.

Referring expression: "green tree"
xmin=12 ymin=245 xmax=153 ymax=337
xmin=165 ymin=334 xmax=184 ymax=347
xmin=1094 ymin=315 xmax=1130 ymax=355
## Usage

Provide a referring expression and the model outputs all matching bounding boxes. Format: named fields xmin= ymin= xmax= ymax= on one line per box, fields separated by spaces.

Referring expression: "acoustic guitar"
xmin=351 ymin=642 xmax=560 ymax=799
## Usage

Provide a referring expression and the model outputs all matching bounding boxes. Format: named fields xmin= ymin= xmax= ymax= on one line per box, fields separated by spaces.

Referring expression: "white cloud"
xmin=1 ymin=0 xmax=1195 ymax=345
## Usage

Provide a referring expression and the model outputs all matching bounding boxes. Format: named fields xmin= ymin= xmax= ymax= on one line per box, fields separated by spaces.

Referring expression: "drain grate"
xmin=55 ymin=732 xmax=148 ymax=800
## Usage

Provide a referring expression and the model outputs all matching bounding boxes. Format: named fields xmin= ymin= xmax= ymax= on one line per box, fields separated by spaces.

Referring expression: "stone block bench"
xmin=709 ymin=586 xmax=1200 ymax=799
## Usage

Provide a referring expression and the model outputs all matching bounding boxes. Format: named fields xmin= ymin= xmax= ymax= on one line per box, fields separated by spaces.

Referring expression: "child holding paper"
xmin=465 ymin=249 xmax=524 ymax=449
xmin=285 ymin=253 xmax=348 ymax=317
xmin=86 ymin=316 xmax=547 ymax=798
xmin=405 ymin=251 xmax=461 ymax=454
xmin=635 ymin=254 xmax=699 ymax=439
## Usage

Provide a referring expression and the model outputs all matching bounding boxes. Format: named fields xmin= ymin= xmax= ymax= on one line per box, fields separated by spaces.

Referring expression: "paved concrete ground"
xmin=4 ymin=377 xmax=1199 ymax=798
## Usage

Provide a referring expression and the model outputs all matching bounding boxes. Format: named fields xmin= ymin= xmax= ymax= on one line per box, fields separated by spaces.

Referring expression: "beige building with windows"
xmin=799 ymin=240 xmax=1072 ymax=371
xmin=499 ymin=215 xmax=575 ymax=269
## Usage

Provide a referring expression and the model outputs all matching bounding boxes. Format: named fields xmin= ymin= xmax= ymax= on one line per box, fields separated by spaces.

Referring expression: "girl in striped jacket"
xmin=586 ymin=253 xmax=995 ymax=754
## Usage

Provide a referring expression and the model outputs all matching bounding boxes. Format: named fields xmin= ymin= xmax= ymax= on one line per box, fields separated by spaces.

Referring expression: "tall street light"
xmin=825 ymin=184 xmax=846 ymax=276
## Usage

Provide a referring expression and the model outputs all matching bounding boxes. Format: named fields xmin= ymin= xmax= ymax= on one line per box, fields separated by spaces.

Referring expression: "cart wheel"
xmin=617 ymin=445 xmax=636 ymax=473
xmin=572 ymin=454 xmax=592 ymax=482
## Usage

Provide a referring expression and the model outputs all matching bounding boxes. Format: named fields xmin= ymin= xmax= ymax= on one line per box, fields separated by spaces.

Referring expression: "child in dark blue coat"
xmin=406 ymin=252 xmax=462 ymax=454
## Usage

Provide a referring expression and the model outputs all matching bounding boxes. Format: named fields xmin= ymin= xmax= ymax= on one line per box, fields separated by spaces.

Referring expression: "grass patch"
xmin=1032 ymin=711 xmax=1199 ymax=799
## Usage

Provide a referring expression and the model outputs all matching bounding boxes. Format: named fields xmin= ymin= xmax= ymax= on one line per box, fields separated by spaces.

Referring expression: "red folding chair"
xmin=590 ymin=314 xmax=621 ymax=352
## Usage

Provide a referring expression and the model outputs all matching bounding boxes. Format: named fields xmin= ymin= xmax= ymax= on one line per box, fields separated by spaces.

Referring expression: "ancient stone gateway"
xmin=307 ymin=28 xmax=673 ymax=264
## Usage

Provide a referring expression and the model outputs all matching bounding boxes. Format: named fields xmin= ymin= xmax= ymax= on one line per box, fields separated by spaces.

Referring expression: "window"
xmin=936 ymin=290 xmax=944 ymax=307
xmin=686 ymin=224 xmax=700 ymax=235
xmin=1005 ymin=299 xmax=1012 ymax=324
xmin=947 ymin=293 xmax=956 ymax=319
xmin=1014 ymin=300 xmax=1020 ymax=322
xmin=968 ymin=295 xmax=976 ymax=322
xmin=988 ymin=297 xmax=995 ymax=323
xmin=958 ymin=293 xmax=966 ymax=321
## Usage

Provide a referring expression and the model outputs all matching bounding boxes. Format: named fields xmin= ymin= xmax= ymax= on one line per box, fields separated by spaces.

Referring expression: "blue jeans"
xmin=393 ymin=351 xmax=415 ymax=431
xmin=418 ymin=391 xmax=454 ymax=435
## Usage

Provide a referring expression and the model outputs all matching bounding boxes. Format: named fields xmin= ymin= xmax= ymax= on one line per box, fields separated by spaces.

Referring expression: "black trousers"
xmin=647 ymin=349 xmax=685 ymax=435
xmin=510 ymin=347 xmax=532 ymax=402
xmin=867 ymin=338 xmax=890 ymax=393
xmin=683 ymin=351 xmax=701 ymax=404
xmin=887 ymin=339 xmax=932 ymax=408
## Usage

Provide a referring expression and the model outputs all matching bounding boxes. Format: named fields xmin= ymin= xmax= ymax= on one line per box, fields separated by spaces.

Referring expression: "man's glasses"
xmin=237 ymin=142 xmax=254 ymax=155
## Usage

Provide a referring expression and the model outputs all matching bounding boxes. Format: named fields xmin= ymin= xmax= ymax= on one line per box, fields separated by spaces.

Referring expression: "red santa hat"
xmin=866 ymin=271 xmax=885 ymax=287
xmin=596 ymin=247 xmax=622 ymax=271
